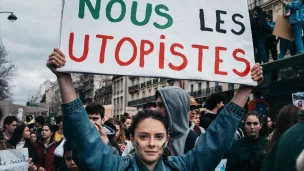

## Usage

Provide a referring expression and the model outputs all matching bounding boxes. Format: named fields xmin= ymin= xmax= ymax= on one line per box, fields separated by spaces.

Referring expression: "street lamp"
xmin=0 ymin=12 xmax=17 ymax=22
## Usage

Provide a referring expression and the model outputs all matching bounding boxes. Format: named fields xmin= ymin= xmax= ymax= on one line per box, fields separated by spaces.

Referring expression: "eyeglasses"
xmin=88 ymin=117 xmax=100 ymax=121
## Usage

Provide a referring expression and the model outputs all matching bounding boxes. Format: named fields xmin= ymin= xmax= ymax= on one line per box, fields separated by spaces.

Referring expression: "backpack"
xmin=184 ymin=130 xmax=199 ymax=154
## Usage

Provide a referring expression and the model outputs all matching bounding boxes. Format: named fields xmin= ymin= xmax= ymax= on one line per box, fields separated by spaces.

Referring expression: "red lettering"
xmin=168 ymin=43 xmax=188 ymax=71
xmin=140 ymin=40 xmax=154 ymax=68
xmin=159 ymin=35 xmax=166 ymax=69
xmin=96 ymin=34 xmax=114 ymax=64
xmin=69 ymin=32 xmax=89 ymax=62
xmin=214 ymin=46 xmax=228 ymax=75
xmin=192 ymin=45 xmax=209 ymax=72
xmin=232 ymin=49 xmax=250 ymax=77
xmin=115 ymin=37 xmax=137 ymax=66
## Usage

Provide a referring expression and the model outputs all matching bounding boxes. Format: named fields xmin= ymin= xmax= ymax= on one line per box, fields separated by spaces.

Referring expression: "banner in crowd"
xmin=292 ymin=92 xmax=304 ymax=111
xmin=215 ymin=159 xmax=227 ymax=171
xmin=0 ymin=148 xmax=29 ymax=171
xmin=59 ymin=0 xmax=256 ymax=85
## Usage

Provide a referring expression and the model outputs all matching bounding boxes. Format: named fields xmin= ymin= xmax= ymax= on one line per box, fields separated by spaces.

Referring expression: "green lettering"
xmin=131 ymin=2 xmax=152 ymax=26
xmin=78 ymin=0 xmax=101 ymax=19
xmin=106 ymin=0 xmax=126 ymax=22
xmin=154 ymin=4 xmax=173 ymax=29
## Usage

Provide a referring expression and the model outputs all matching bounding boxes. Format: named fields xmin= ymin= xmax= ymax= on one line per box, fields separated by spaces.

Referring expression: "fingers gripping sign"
xmin=46 ymin=48 xmax=67 ymax=76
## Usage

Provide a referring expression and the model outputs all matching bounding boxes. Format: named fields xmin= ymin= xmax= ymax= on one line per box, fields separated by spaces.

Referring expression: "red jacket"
xmin=34 ymin=140 xmax=57 ymax=171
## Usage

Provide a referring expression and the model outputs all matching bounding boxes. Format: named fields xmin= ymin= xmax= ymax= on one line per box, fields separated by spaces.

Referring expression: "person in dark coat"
xmin=226 ymin=111 xmax=268 ymax=171
xmin=261 ymin=111 xmax=304 ymax=171
xmin=7 ymin=124 xmax=36 ymax=161
xmin=35 ymin=124 xmax=57 ymax=171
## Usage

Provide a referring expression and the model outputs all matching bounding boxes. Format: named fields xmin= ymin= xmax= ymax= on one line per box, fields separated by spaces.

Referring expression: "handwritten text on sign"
xmin=0 ymin=148 xmax=29 ymax=171
xmin=59 ymin=0 xmax=256 ymax=85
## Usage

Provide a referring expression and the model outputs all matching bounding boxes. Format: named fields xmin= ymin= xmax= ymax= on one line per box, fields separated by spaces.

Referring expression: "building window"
xmin=169 ymin=82 xmax=174 ymax=86
xmin=206 ymin=82 xmax=210 ymax=88
xmin=120 ymin=97 xmax=123 ymax=110
xmin=215 ymin=82 xmax=219 ymax=86
xmin=142 ymin=91 xmax=145 ymax=98
xmin=198 ymin=83 xmax=202 ymax=90
xmin=191 ymin=84 xmax=194 ymax=92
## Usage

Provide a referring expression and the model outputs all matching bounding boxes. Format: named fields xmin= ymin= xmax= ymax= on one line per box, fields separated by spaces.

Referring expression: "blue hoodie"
xmin=62 ymin=98 xmax=245 ymax=171
xmin=286 ymin=0 xmax=304 ymax=24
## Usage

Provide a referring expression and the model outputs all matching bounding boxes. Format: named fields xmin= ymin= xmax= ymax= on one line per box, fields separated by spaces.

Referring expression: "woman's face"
xmin=30 ymin=133 xmax=37 ymax=143
xmin=267 ymin=117 xmax=273 ymax=129
xmin=115 ymin=124 xmax=121 ymax=140
xmin=132 ymin=118 xmax=168 ymax=166
xmin=245 ymin=115 xmax=262 ymax=139
xmin=124 ymin=119 xmax=132 ymax=129
xmin=23 ymin=126 xmax=31 ymax=139
xmin=64 ymin=151 xmax=80 ymax=171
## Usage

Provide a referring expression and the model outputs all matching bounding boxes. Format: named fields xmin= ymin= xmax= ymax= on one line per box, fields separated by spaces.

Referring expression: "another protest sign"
xmin=215 ymin=159 xmax=227 ymax=171
xmin=0 ymin=148 xmax=29 ymax=171
xmin=58 ymin=0 xmax=256 ymax=85
xmin=273 ymin=16 xmax=293 ymax=41
xmin=292 ymin=92 xmax=304 ymax=111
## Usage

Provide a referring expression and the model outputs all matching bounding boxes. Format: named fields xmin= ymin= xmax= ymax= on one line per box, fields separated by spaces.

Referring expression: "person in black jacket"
xmin=7 ymin=124 xmax=36 ymax=161
xmin=200 ymin=93 xmax=225 ymax=130
xmin=252 ymin=6 xmax=271 ymax=64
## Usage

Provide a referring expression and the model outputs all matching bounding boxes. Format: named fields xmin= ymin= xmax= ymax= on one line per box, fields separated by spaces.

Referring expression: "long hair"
xmin=8 ymin=124 xmax=27 ymax=147
xmin=7 ymin=124 xmax=36 ymax=158
xmin=112 ymin=119 xmax=126 ymax=144
xmin=266 ymin=105 xmax=300 ymax=153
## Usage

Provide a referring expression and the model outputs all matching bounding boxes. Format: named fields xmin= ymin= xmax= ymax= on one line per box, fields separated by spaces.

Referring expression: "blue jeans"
xmin=279 ymin=38 xmax=297 ymax=59
xmin=255 ymin=39 xmax=268 ymax=63
xmin=292 ymin=22 xmax=304 ymax=54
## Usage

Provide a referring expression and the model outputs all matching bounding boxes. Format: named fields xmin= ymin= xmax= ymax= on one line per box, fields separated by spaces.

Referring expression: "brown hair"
xmin=109 ymin=119 xmax=126 ymax=144
xmin=266 ymin=105 xmax=300 ymax=153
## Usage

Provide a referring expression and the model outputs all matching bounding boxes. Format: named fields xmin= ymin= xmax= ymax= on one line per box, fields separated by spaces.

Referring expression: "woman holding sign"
xmin=8 ymin=124 xmax=36 ymax=162
xmin=46 ymin=48 xmax=263 ymax=171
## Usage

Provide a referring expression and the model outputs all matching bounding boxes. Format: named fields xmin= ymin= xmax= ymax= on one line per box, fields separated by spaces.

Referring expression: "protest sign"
xmin=59 ymin=0 xmax=256 ymax=85
xmin=215 ymin=159 xmax=227 ymax=171
xmin=0 ymin=148 xmax=29 ymax=171
xmin=126 ymin=107 xmax=138 ymax=116
xmin=273 ymin=16 xmax=293 ymax=41
xmin=292 ymin=92 xmax=304 ymax=111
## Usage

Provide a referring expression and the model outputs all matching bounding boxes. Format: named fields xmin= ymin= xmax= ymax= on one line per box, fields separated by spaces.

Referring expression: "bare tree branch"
xmin=0 ymin=40 xmax=17 ymax=100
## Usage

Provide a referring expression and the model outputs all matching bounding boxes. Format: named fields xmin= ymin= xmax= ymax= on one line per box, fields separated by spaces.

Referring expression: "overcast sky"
xmin=1 ymin=0 xmax=63 ymax=105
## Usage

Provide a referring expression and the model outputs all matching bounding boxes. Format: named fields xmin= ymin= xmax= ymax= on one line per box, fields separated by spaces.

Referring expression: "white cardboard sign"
xmin=59 ymin=0 xmax=256 ymax=85
xmin=0 ymin=148 xmax=29 ymax=171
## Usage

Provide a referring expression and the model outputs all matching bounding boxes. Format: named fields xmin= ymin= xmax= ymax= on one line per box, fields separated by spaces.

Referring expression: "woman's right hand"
xmin=46 ymin=48 xmax=68 ymax=77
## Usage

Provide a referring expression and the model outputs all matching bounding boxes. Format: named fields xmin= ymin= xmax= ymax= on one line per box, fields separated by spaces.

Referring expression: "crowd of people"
xmin=250 ymin=1 xmax=304 ymax=63
xmin=0 ymin=47 xmax=303 ymax=170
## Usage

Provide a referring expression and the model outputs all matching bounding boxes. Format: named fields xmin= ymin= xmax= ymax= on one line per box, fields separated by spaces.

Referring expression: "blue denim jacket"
xmin=286 ymin=0 xmax=304 ymax=24
xmin=62 ymin=99 xmax=244 ymax=171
